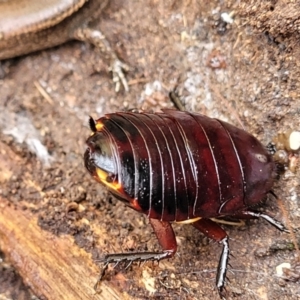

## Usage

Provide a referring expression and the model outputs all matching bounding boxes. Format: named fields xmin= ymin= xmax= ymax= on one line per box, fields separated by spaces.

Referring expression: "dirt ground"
xmin=0 ymin=0 xmax=300 ymax=299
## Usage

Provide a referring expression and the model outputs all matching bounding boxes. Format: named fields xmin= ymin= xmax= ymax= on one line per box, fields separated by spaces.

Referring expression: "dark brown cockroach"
xmin=84 ymin=109 xmax=288 ymax=298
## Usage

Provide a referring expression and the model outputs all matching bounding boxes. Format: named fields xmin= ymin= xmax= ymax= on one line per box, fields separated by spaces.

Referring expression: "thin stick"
xmin=34 ymin=81 xmax=54 ymax=105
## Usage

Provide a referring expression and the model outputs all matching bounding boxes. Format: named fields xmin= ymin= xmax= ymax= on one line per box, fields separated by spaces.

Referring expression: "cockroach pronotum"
xmin=84 ymin=105 xmax=288 ymax=298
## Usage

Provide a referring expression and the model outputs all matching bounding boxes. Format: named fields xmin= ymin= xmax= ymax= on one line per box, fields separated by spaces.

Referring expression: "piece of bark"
xmin=0 ymin=197 xmax=126 ymax=300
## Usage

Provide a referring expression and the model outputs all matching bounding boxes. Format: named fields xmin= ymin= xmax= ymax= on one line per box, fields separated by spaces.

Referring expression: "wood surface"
xmin=0 ymin=143 xmax=126 ymax=300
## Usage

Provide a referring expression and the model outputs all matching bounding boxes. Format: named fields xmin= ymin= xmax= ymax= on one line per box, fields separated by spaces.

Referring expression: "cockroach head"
xmin=89 ymin=116 xmax=97 ymax=133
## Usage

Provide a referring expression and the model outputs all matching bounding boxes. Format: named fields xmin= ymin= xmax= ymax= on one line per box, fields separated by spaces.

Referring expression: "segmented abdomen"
xmin=100 ymin=110 xmax=274 ymax=222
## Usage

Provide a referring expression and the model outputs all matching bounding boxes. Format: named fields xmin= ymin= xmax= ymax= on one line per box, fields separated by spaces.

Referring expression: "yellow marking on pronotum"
xmin=96 ymin=168 xmax=121 ymax=192
xmin=176 ymin=217 xmax=201 ymax=224
xmin=96 ymin=122 xmax=104 ymax=131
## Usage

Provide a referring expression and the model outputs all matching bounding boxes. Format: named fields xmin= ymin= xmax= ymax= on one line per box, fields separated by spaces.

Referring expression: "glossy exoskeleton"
xmin=84 ymin=109 xmax=288 ymax=298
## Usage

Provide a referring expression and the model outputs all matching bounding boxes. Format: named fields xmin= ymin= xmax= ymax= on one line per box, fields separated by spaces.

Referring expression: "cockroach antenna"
xmin=89 ymin=116 xmax=97 ymax=133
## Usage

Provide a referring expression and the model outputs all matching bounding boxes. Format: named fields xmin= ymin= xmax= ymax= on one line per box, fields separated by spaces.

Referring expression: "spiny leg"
xmin=97 ymin=219 xmax=177 ymax=285
xmin=192 ymin=218 xmax=229 ymax=299
xmin=237 ymin=211 xmax=289 ymax=232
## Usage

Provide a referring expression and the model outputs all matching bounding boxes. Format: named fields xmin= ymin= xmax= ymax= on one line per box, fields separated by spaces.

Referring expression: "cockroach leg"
xmin=100 ymin=251 xmax=172 ymax=269
xmin=98 ymin=219 xmax=177 ymax=282
xmin=217 ymin=237 xmax=230 ymax=297
xmin=192 ymin=218 xmax=229 ymax=298
xmin=149 ymin=219 xmax=177 ymax=255
xmin=240 ymin=211 xmax=289 ymax=232
xmin=94 ymin=262 xmax=109 ymax=291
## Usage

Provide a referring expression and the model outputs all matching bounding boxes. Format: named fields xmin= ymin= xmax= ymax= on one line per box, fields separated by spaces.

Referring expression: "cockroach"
xmin=84 ymin=106 xmax=288 ymax=298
